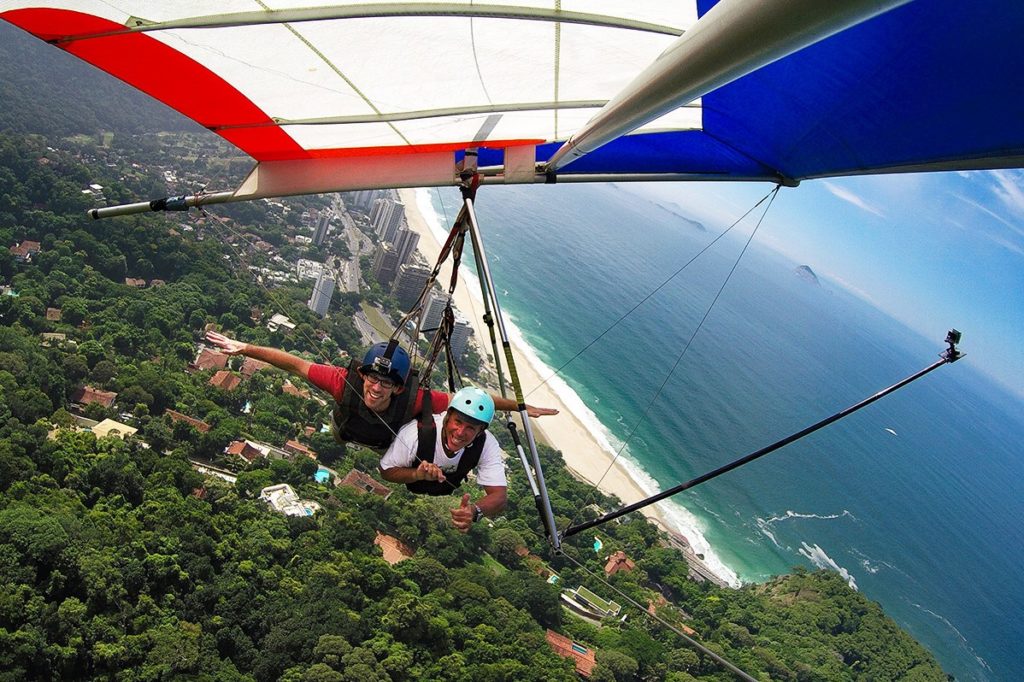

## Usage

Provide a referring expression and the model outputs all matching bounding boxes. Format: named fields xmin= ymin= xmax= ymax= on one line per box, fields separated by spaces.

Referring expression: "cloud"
xmin=953 ymin=191 xmax=1024 ymax=254
xmin=988 ymin=169 xmax=1024 ymax=219
xmin=821 ymin=181 xmax=886 ymax=218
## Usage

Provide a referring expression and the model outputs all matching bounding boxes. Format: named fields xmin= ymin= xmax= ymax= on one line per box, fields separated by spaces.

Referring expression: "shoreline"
xmin=398 ymin=187 xmax=739 ymax=588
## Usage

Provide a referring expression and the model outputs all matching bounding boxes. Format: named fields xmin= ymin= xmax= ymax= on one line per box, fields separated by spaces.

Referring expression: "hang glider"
xmin=3 ymin=0 xmax=1023 ymax=207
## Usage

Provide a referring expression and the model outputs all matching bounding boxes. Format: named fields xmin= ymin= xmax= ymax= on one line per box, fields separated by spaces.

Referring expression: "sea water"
xmin=419 ymin=184 xmax=1023 ymax=681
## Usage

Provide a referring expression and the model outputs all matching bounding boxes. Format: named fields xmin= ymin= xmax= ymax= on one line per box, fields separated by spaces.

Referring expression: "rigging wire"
xmin=202 ymin=198 xmax=464 ymax=491
xmin=559 ymin=550 xmax=758 ymax=682
xmin=562 ymin=187 xmax=780 ymax=533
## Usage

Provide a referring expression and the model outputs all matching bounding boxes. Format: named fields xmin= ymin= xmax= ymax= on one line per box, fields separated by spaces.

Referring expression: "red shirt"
xmin=307 ymin=364 xmax=451 ymax=414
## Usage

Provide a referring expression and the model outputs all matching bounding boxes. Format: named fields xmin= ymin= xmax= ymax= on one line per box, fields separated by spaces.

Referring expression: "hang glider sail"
xmin=3 ymin=0 xmax=1023 ymax=204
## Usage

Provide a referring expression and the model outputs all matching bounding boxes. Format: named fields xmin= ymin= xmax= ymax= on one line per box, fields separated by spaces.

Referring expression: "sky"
xmin=624 ymin=170 xmax=1024 ymax=401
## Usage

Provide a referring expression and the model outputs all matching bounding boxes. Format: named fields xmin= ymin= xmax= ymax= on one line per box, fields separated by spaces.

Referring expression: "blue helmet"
xmin=360 ymin=341 xmax=411 ymax=386
xmin=449 ymin=386 xmax=495 ymax=426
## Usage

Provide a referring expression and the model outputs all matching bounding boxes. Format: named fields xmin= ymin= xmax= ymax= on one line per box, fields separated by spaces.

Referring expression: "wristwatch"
xmin=472 ymin=504 xmax=484 ymax=523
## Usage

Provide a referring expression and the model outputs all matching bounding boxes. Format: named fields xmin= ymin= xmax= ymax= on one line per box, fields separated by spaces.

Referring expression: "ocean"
xmin=418 ymin=183 xmax=1023 ymax=681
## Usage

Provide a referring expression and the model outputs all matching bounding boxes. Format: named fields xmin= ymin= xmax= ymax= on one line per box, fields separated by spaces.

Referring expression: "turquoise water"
xmin=314 ymin=467 xmax=330 ymax=484
xmin=422 ymin=184 xmax=1023 ymax=681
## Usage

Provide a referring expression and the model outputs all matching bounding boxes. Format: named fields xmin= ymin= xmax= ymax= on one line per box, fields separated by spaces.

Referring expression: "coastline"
xmin=398 ymin=187 xmax=739 ymax=588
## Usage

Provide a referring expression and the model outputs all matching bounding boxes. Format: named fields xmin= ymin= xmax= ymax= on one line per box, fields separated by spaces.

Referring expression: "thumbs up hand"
xmin=451 ymin=493 xmax=474 ymax=533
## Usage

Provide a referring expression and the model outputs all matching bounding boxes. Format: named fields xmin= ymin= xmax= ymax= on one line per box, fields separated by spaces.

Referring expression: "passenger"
xmin=379 ymin=387 xmax=507 ymax=532
xmin=205 ymin=331 xmax=556 ymax=450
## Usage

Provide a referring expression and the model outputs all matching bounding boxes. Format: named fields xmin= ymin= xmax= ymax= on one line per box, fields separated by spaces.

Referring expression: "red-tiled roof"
xmin=546 ymin=630 xmax=596 ymax=678
xmin=193 ymin=348 xmax=228 ymax=371
xmin=225 ymin=440 xmax=263 ymax=463
xmin=340 ymin=469 xmax=391 ymax=499
xmin=240 ymin=356 xmax=271 ymax=377
xmin=284 ymin=439 xmax=316 ymax=458
xmin=165 ymin=409 xmax=211 ymax=433
xmin=10 ymin=240 xmax=41 ymax=260
xmin=209 ymin=370 xmax=241 ymax=391
xmin=604 ymin=550 xmax=636 ymax=576
xmin=71 ymin=385 xmax=117 ymax=408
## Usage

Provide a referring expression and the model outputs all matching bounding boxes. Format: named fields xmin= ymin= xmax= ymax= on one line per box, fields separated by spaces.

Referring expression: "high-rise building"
xmin=371 ymin=199 xmax=405 ymax=243
xmin=307 ymin=272 xmax=335 ymax=317
xmin=371 ymin=243 xmax=401 ymax=287
xmin=449 ymin=312 xmax=474 ymax=362
xmin=393 ymin=225 xmax=420 ymax=266
xmin=392 ymin=263 xmax=431 ymax=309
xmin=349 ymin=189 xmax=383 ymax=213
xmin=312 ymin=212 xmax=330 ymax=246
xmin=422 ymin=291 xmax=448 ymax=332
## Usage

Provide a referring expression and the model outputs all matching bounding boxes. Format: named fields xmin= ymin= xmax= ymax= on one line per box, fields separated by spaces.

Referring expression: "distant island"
xmin=795 ymin=264 xmax=821 ymax=286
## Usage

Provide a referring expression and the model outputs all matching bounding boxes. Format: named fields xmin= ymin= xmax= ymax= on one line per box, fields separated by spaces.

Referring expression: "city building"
xmin=371 ymin=243 xmax=401 ymax=287
xmin=348 ymin=188 xmax=384 ymax=213
xmin=370 ymin=197 xmax=405 ymax=242
xmin=392 ymin=225 xmax=420 ymax=265
xmin=422 ymin=290 xmax=448 ymax=332
xmin=392 ymin=263 xmax=431 ymax=309
xmin=449 ymin=312 xmax=474 ymax=360
xmin=312 ymin=212 xmax=330 ymax=246
xmin=307 ymin=271 xmax=335 ymax=317
xmin=296 ymin=258 xmax=326 ymax=280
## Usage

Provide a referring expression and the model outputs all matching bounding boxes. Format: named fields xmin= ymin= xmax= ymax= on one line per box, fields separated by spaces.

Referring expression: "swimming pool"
xmin=314 ymin=467 xmax=330 ymax=484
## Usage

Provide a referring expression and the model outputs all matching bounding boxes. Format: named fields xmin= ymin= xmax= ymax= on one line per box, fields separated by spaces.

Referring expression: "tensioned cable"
xmin=434 ymin=186 xmax=779 ymax=404
xmin=562 ymin=186 xmax=780 ymax=534
xmin=560 ymin=551 xmax=758 ymax=681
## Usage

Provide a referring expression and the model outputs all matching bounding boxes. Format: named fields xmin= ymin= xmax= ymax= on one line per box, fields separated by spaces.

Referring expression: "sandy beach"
xmin=397 ymin=189 xmax=682 ymax=542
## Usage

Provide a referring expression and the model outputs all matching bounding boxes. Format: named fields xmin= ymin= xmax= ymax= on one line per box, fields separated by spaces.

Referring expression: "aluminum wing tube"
xmin=545 ymin=0 xmax=911 ymax=173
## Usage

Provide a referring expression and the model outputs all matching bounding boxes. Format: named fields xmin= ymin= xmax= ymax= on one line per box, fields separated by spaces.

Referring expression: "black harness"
xmin=406 ymin=397 xmax=485 ymax=496
xmin=331 ymin=356 xmax=420 ymax=450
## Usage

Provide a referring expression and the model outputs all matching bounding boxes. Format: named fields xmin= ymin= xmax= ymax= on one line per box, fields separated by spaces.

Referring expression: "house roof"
xmin=284 ymin=439 xmax=316 ymax=458
xmin=193 ymin=348 xmax=229 ymax=371
xmin=340 ymin=469 xmax=391 ymax=499
xmin=165 ymin=409 xmax=211 ymax=433
xmin=545 ymin=630 xmax=596 ymax=678
xmin=91 ymin=418 xmax=138 ymax=440
xmin=604 ymin=550 xmax=636 ymax=576
xmin=209 ymin=370 xmax=241 ymax=391
xmin=240 ymin=356 xmax=271 ymax=377
xmin=72 ymin=385 xmax=117 ymax=408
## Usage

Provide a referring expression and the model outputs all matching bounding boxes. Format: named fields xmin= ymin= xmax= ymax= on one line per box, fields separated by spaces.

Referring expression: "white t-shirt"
xmin=380 ymin=413 xmax=507 ymax=487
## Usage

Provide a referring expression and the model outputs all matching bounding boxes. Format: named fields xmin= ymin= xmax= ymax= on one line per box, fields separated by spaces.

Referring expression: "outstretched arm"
xmin=490 ymin=395 xmax=559 ymax=419
xmin=205 ymin=330 xmax=312 ymax=380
